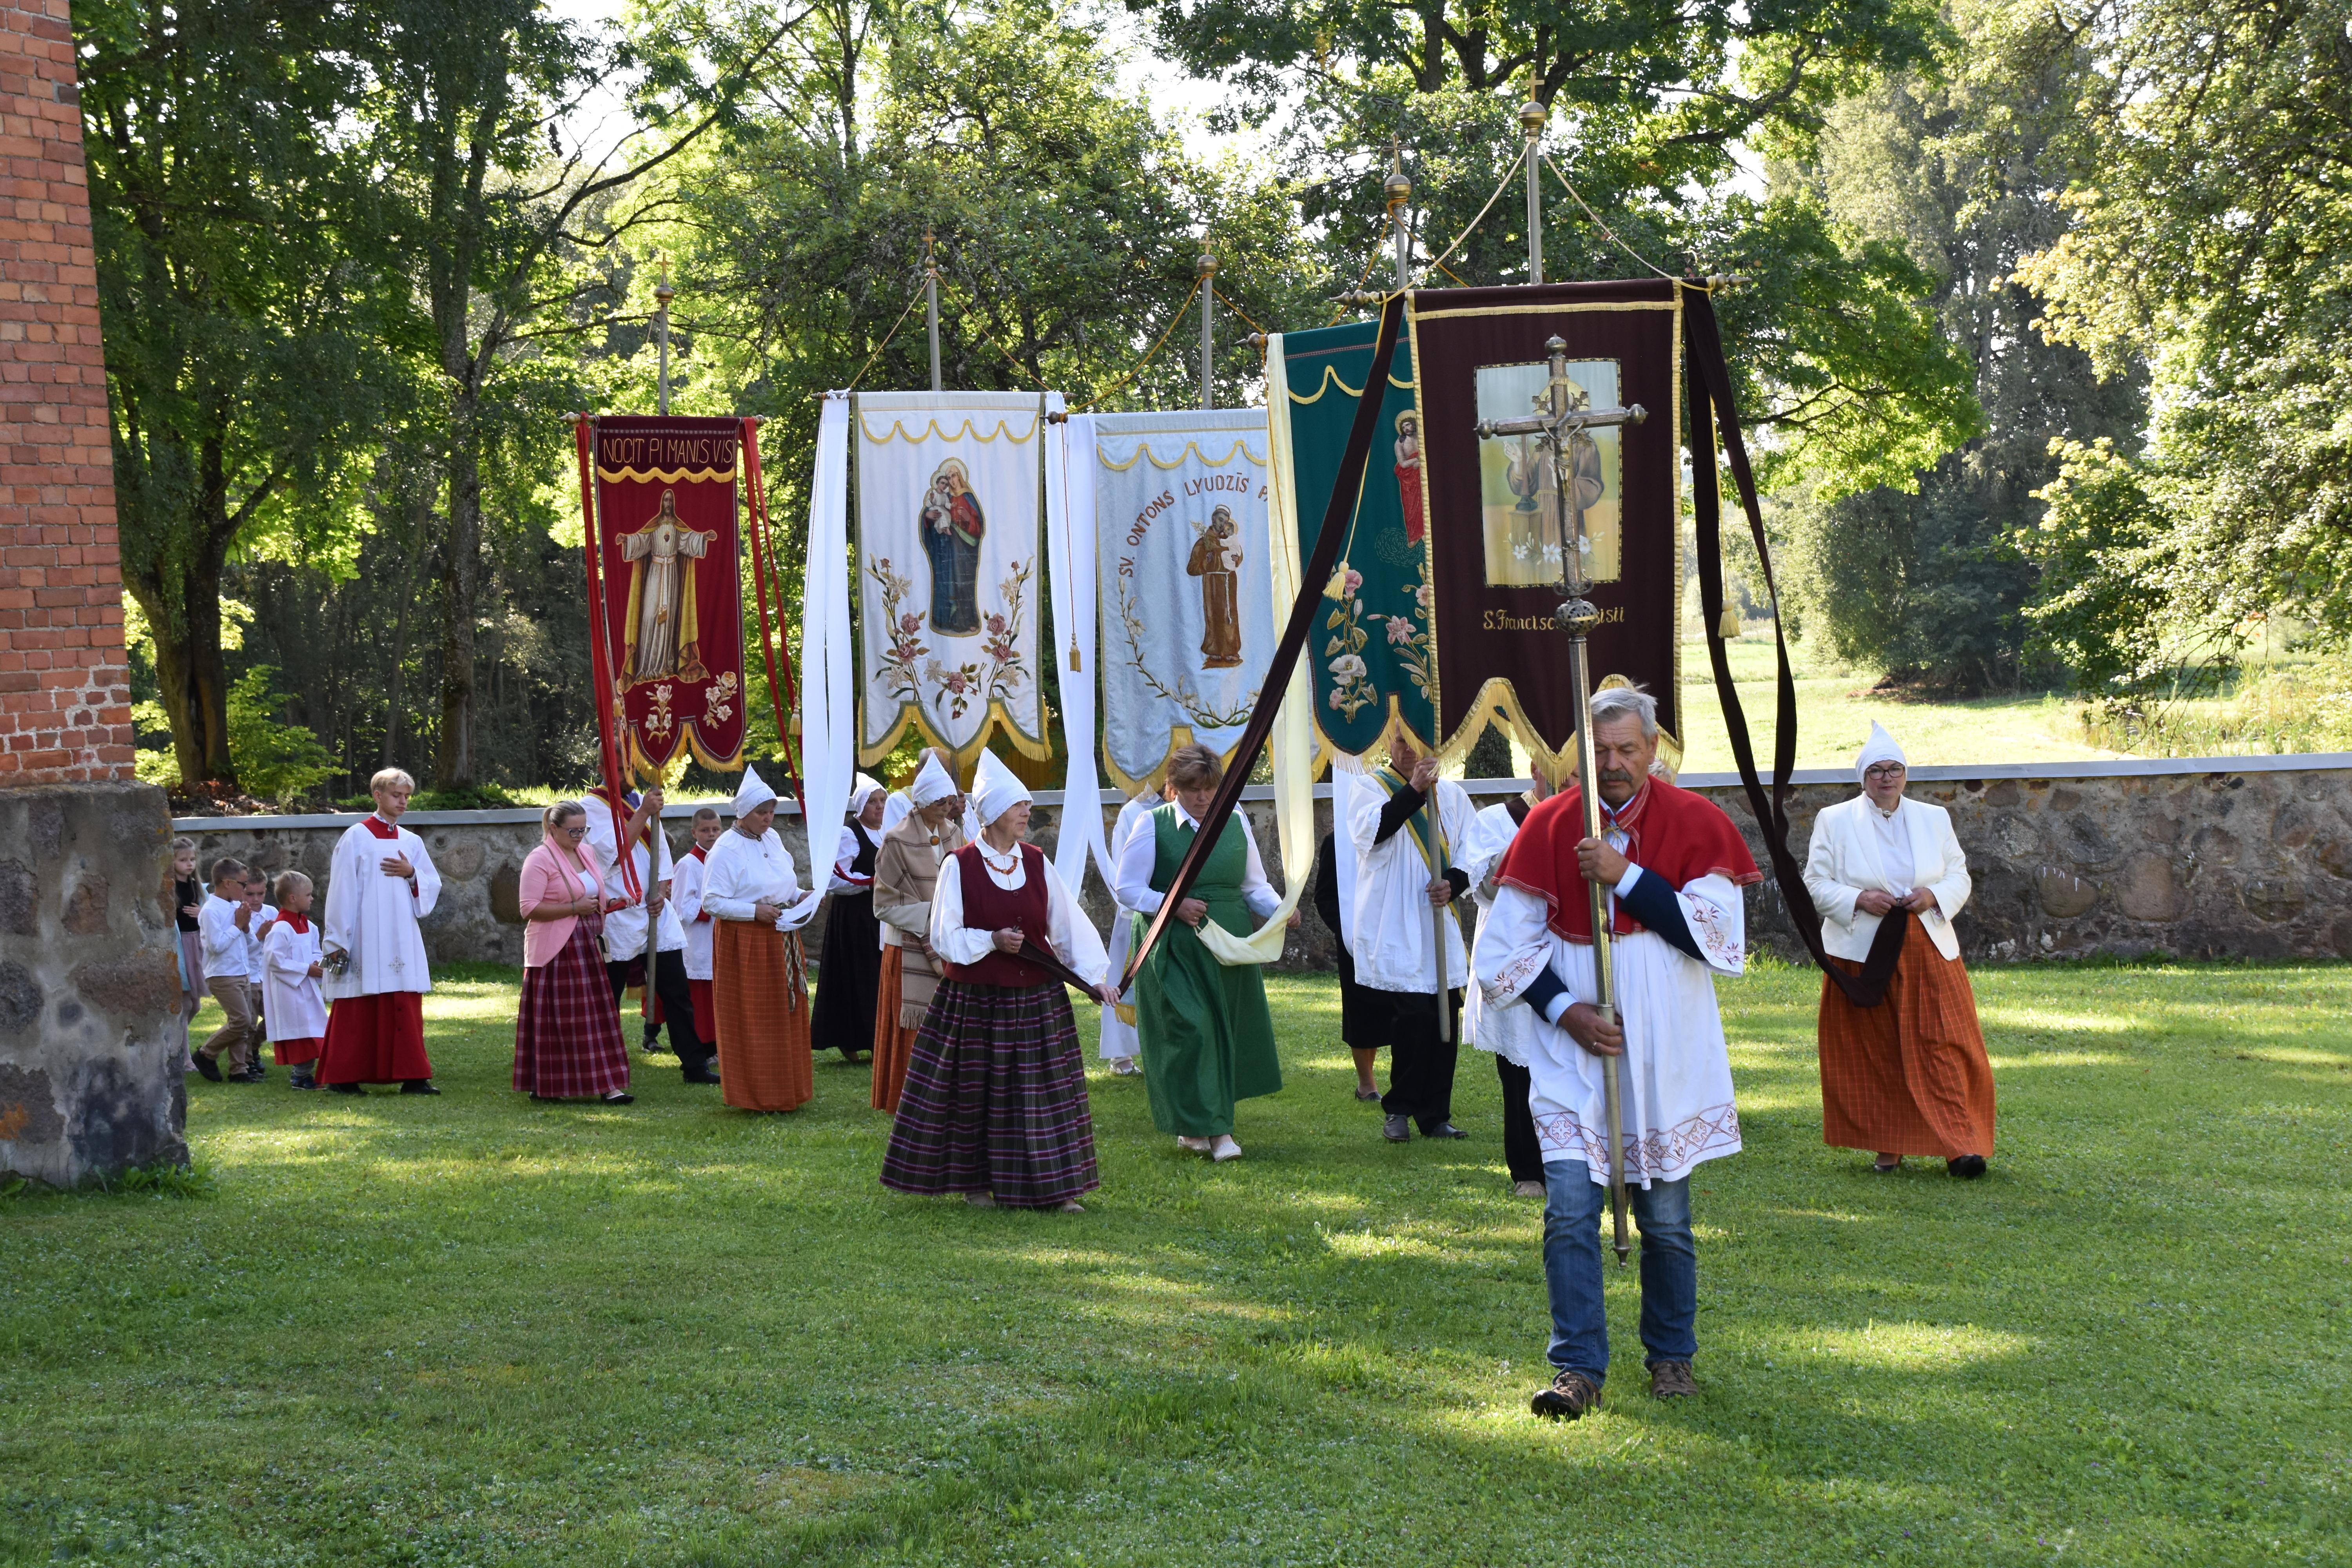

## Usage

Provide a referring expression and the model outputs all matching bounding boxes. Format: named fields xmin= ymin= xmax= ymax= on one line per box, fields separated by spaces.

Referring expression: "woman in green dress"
xmin=1113 ymin=744 xmax=1293 ymax=1160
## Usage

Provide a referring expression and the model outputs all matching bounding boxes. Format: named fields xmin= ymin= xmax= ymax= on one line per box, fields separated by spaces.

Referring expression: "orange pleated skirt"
xmin=712 ymin=920 xmax=813 ymax=1112
xmin=1818 ymin=913 xmax=1995 ymax=1158
xmin=871 ymin=943 xmax=920 ymax=1112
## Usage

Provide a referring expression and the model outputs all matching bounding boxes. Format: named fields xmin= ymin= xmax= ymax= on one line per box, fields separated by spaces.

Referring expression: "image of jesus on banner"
xmin=921 ymin=457 xmax=986 ymax=636
xmin=621 ymin=487 xmax=716 ymax=684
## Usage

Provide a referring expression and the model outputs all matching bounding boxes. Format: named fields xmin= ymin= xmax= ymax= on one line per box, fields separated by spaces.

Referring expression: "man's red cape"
xmin=1497 ymin=779 xmax=1761 ymax=943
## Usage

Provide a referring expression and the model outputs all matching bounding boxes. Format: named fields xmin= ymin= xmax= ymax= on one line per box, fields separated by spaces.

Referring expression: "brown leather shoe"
xmin=1530 ymin=1369 xmax=1601 ymax=1420
xmin=1649 ymin=1360 xmax=1697 ymax=1399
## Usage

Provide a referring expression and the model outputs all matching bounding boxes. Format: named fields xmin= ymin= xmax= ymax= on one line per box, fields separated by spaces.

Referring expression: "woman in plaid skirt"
xmin=515 ymin=802 xmax=635 ymax=1104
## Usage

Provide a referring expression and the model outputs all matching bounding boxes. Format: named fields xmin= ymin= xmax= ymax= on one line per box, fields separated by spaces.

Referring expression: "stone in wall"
xmin=0 ymin=783 xmax=186 ymax=1187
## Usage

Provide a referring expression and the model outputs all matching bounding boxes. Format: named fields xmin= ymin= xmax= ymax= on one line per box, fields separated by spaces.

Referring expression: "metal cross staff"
xmin=1475 ymin=334 xmax=1647 ymax=1263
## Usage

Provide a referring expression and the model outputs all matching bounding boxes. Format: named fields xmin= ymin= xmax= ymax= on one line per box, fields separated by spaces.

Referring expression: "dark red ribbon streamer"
xmin=1684 ymin=288 xmax=1901 ymax=1006
xmin=1120 ymin=294 xmax=1408 ymax=994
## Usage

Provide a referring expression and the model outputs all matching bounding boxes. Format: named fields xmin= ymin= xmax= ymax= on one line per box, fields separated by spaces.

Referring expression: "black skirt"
xmin=811 ymin=890 xmax=882 ymax=1060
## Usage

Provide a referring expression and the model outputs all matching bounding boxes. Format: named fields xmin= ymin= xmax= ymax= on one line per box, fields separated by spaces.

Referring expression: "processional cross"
xmin=1473 ymin=334 xmax=1648 ymax=1264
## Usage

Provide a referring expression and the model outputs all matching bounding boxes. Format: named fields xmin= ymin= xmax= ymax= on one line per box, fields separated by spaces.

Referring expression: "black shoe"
xmin=1531 ymin=1369 xmax=1601 ymax=1421
xmin=289 ymin=1075 xmax=318 ymax=1091
xmin=229 ymin=1069 xmax=267 ymax=1084
xmin=399 ymin=1080 xmax=441 ymax=1096
xmin=1421 ymin=1122 xmax=1469 ymax=1140
xmin=1382 ymin=1113 xmax=1412 ymax=1143
xmin=603 ymin=1091 xmax=635 ymax=1105
xmin=1947 ymin=1154 xmax=1987 ymax=1180
xmin=328 ymin=1083 xmax=363 ymax=1095
xmin=193 ymin=1054 xmax=222 ymax=1082
xmin=682 ymin=1067 xmax=721 ymax=1085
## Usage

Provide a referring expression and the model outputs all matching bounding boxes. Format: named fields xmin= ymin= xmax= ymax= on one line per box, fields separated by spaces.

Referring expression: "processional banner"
xmin=1267 ymin=320 xmax=1437 ymax=766
xmin=586 ymin=415 xmax=747 ymax=774
xmin=1092 ymin=410 xmax=1274 ymax=793
xmin=1406 ymin=279 xmax=1686 ymax=773
xmin=855 ymin=391 xmax=1053 ymax=773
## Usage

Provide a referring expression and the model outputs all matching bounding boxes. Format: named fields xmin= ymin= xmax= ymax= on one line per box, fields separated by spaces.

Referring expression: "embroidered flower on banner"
xmin=867 ymin=557 xmax=931 ymax=705
xmin=703 ymin=671 xmax=738 ymax=726
xmin=1322 ymin=560 xmax=1377 ymax=721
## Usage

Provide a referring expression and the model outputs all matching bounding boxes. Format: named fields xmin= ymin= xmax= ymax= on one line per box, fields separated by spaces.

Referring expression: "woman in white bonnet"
xmin=1803 ymin=722 xmax=1995 ymax=1179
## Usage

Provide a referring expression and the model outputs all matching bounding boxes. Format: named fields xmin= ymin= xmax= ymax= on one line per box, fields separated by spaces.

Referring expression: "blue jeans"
xmin=1541 ymin=1159 xmax=1697 ymax=1382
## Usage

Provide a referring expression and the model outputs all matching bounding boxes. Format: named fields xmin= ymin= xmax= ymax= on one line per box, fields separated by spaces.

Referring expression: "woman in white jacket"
xmin=1803 ymin=724 xmax=1995 ymax=1178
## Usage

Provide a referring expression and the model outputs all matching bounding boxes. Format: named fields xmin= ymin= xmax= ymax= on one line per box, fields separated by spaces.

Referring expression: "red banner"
xmin=583 ymin=416 xmax=748 ymax=774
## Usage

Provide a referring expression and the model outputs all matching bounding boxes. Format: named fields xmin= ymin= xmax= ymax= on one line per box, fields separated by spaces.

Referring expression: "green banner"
xmin=1271 ymin=319 xmax=1437 ymax=762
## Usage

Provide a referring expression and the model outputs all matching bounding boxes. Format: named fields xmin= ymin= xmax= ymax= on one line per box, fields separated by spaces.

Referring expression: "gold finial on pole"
xmin=924 ymin=230 xmax=943 ymax=393
xmin=653 ymin=261 xmax=675 ymax=415
xmin=1197 ymin=251 xmax=1218 ymax=411
xmin=1384 ymin=140 xmax=1413 ymax=292
xmin=1518 ymin=95 xmax=1548 ymax=285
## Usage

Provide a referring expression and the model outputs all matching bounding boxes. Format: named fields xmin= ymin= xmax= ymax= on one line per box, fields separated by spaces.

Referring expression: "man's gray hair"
xmin=1588 ymin=683 xmax=1657 ymax=739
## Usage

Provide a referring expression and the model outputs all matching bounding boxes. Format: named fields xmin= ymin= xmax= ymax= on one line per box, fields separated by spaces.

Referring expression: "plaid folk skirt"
xmin=514 ymin=918 xmax=631 ymax=1099
xmin=1819 ymin=913 xmax=1995 ymax=1158
xmin=712 ymin=919 xmax=813 ymax=1112
xmin=880 ymin=978 xmax=1098 ymax=1209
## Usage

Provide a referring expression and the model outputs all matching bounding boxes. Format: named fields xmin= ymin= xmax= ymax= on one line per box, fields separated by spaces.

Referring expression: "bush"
xmin=224 ymin=667 xmax=338 ymax=801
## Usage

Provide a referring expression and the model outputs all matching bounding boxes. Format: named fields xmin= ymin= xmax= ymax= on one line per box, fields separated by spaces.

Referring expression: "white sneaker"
xmin=1111 ymin=1057 xmax=1143 ymax=1076
xmin=1177 ymin=1136 xmax=1213 ymax=1154
xmin=1210 ymin=1135 xmax=1243 ymax=1162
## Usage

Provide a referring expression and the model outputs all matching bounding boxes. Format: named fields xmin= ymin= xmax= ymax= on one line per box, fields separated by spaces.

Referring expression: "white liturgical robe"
xmin=1457 ymin=799 xmax=1536 ymax=1067
xmin=321 ymin=816 xmax=441 ymax=1000
xmin=260 ymin=917 xmax=327 ymax=1042
xmin=1345 ymin=769 xmax=1475 ymax=993
xmin=583 ymin=803 xmax=687 ymax=961
xmin=671 ymin=844 xmax=715 ymax=981
xmin=1471 ymin=868 xmax=1747 ymax=1188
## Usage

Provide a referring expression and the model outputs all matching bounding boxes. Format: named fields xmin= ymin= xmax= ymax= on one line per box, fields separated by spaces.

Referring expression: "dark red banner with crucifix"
xmin=1407 ymin=279 xmax=1687 ymax=776
xmin=584 ymin=416 xmax=747 ymax=774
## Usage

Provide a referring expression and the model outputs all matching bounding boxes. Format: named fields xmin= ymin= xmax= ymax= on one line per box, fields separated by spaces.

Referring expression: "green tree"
xmin=1776 ymin=0 xmax=2146 ymax=689
xmin=2015 ymin=0 xmax=2352 ymax=674
xmin=78 ymin=0 xmax=393 ymax=788
xmin=1131 ymin=0 xmax=1980 ymax=496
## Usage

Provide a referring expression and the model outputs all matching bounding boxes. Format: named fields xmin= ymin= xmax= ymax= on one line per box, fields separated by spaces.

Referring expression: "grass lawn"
xmin=6 ymin=960 xmax=2347 ymax=1566
xmin=1672 ymin=635 xmax=2122 ymax=773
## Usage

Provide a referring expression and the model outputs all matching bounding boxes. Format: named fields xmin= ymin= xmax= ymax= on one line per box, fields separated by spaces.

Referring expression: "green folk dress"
xmin=1133 ymin=804 xmax=1282 ymax=1137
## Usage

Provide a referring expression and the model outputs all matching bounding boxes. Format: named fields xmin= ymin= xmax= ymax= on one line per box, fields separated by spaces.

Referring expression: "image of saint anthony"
xmin=920 ymin=458 xmax=985 ymax=637
xmin=1394 ymin=410 xmax=1426 ymax=545
xmin=619 ymin=487 xmax=715 ymax=684
xmin=1186 ymin=505 xmax=1245 ymax=670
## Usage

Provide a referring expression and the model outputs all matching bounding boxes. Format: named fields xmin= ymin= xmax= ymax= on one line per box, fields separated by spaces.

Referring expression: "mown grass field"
xmin=5 ymin=960 xmax=2347 ymax=1566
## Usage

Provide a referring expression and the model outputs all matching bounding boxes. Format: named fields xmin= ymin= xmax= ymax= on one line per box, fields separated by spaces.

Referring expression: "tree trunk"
xmin=435 ymin=407 xmax=482 ymax=790
xmin=383 ymin=484 xmax=434 ymax=768
xmin=140 ymin=555 xmax=235 ymax=789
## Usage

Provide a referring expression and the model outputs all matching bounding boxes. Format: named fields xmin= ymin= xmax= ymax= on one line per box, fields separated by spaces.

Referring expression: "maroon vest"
xmin=939 ymin=842 xmax=1053 ymax=989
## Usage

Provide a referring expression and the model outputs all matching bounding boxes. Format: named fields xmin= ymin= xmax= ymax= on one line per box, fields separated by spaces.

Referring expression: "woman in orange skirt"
xmin=869 ymin=753 xmax=966 ymax=1112
xmin=699 ymin=766 xmax=818 ymax=1112
xmin=1803 ymin=723 xmax=1995 ymax=1178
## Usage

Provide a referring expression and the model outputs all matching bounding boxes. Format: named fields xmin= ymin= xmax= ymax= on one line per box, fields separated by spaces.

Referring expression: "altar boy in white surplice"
xmin=318 ymin=768 xmax=443 ymax=1095
xmin=1470 ymin=686 xmax=1759 ymax=1421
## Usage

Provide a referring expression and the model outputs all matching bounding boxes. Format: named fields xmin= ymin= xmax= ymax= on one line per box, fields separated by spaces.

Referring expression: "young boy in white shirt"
xmin=194 ymin=858 xmax=263 ymax=1083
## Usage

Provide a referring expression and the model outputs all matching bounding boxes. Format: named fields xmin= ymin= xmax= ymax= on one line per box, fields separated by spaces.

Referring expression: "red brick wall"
xmin=0 ymin=0 xmax=130 ymax=786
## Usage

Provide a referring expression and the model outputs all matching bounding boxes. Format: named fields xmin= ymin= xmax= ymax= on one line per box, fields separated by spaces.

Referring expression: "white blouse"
xmin=700 ymin=827 xmax=821 ymax=931
xmin=928 ymin=846 xmax=1110 ymax=985
xmin=1111 ymin=803 xmax=1279 ymax=921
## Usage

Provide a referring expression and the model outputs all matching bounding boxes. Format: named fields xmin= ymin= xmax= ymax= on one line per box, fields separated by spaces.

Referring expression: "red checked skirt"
xmin=513 ymin=915 xmax=630 ymax=1099
xmin=1818 ymin=913 xmax=1996 ymax=1158
xmin=318 ymin=992 xmax=430 ymax=1085
xmin=711 ymin=920 xmax=813 ymax=1112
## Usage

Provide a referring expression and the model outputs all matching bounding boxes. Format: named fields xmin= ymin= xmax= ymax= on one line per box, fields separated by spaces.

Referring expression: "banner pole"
xmin=1198 ymin=252 xmax=1217 ymax=410
xmin=1519 ymin=97 xmax=1547 ymax=285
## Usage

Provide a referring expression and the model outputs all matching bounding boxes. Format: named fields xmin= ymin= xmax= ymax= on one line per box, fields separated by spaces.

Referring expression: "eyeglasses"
xmin=1864 ymin=764 xmax=1906 ymax=780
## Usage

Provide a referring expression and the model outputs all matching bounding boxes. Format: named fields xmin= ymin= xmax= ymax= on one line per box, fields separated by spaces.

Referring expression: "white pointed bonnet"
xmin=732 ymin=764 xmax=779 ymax=817
xmin=909 ymin=751 xmax=958 ymax=808
xmin=849 ymin=772 xmax=886 ymax=817
xmin=1854 ymin=722 xmax=1907 ymax=784
xmin=970 ymin=750 xmax=1031 ymax=826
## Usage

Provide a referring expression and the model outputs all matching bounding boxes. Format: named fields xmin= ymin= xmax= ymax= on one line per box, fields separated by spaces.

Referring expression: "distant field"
xmin=1673 ymin=635 xmax=2122 ymax=774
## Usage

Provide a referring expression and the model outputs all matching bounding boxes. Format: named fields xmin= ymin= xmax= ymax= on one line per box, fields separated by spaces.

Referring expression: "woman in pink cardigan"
xmin=515 ymin=801 xmax=635 ymax=1103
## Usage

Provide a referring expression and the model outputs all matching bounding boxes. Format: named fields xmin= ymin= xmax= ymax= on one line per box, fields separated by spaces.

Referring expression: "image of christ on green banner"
xmin=1271 ymin=319 xmax=1437 ymax=762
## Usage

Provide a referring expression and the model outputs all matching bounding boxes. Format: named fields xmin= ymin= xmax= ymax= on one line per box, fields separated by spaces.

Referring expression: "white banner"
xmin=855 ymin=392 xmax=1053 ymax=772
xmin=1092 ymin=410 xmax=1274 ymax=792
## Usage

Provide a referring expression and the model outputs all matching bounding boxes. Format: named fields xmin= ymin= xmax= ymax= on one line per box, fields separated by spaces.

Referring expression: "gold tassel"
xmin=1718 ymin=606 xmax=1743 ymax=640
xmin=1068 ymin=643 xmax=1082 ymax=672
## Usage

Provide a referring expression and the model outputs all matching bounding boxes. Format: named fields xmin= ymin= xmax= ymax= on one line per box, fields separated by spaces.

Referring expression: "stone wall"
xmin=172 ymin=754 xmax=2352 ymax=973
xmin=0 ymin=782 xmax=185 ymax=1185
